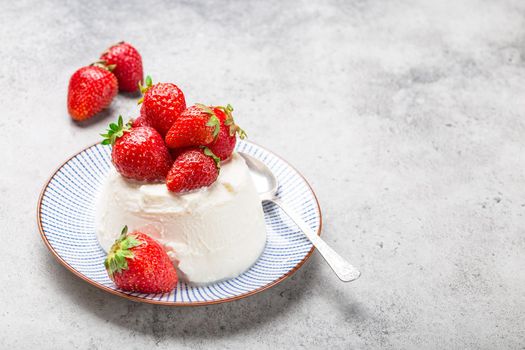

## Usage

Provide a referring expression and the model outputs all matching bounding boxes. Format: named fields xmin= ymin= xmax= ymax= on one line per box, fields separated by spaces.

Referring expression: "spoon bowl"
xmin=240 ymin=152 xmax=361 ymax=282
xmin=240 ymin=153 xmax=278 ymax=199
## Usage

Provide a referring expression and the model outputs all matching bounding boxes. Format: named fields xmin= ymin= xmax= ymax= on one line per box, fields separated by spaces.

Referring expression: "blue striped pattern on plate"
xmin=38 ymin=140 xmax=321 ymax=305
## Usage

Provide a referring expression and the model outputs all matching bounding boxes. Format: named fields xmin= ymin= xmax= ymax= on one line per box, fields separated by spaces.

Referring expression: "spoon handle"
xmin=270 ymin=198 xmax=361 ymax=282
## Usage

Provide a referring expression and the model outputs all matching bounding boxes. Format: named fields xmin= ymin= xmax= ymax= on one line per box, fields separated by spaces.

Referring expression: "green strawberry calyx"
xmin=91 ymin=60 xmax=116 ymax=72
xmin=202 ymin=147 xmax=221 ymax=170
xmin=216 ymin=104 xmax=247 ymax=139
xmin=100 ymin=115 xmax=132 ymax=146
xmin=104 ymin=226 xmax=144 ymax=277
xmin=195 ymin=103 xmax=221 ymax=140
xmin=137 ymin=75 xmax=153 ymax=104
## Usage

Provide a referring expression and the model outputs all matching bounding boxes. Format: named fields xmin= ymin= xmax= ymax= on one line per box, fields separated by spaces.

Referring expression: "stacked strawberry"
xmin=165 ymin=103 xmax=246 ymax=159
xmin=101 ymin=116 xmax=172 ymax=182
xmin=138 ymin=76 xmax=186 ymax=136
xmin=166 ymin=148 xmax=221 ymax=193
xmin=67 ymin=42 xmax=143 ymax=121
xmin=101 ymin=76 xmax=246 ymax=194
xmin=207 ymin=104 xmax=247 ymax=161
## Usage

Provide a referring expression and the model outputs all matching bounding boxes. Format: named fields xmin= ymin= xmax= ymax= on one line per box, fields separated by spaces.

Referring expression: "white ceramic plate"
xmin=37 ymin=140 xmax=322 ymax=305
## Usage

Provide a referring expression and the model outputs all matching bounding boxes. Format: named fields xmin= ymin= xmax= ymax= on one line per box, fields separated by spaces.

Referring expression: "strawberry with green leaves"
xmin=138 ymin=76 xmax=186 ymax=136
xmin=67 ymin=63 xmax=118 ymax=121
xmin=165 ymin=104 xmax=221 ymax=149
xmin=208 ymin=104 xmax=246 ymax=161
xmin=105 ymin=226 xmax=178 ymax=294
xmin=166 ymin=147 xmax=221 ymax=193
xmin=101 ymin=116 xmax=172 ymax=182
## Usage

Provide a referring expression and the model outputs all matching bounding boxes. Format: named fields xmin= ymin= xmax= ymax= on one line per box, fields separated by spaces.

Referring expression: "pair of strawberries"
xmin=101 ymin=76 xmax=245 ymax=193
xmin=68 ymin=42 xmax=143 ymax=121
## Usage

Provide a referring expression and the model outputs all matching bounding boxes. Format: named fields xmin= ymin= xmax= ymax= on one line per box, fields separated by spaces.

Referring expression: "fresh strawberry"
xmin=165 ymin=104 xmax=221 ymax=149
xmin=138 ymin=76 xmax=186 ymax=136
xmin=100 ymin=42 xmax=143 ymax=92
xmin=105 ymin=226 xmax=178 ymax=294
xmin=101 ymin=116 xmax=172 ymax=182
xmin=169 ymin=147 xmax=193 ymax=161
xmin=208 ymin=104 xmax=247 ymax=161
xmin=67 ymin=64 xmax=118 ymax=121
xmin=131 ymin=115 xmax=150 ymax=128
xmin=166 ymin=148 xmax=220 ymax=193
xmin=131 ymin=104 xmax=151 ymax=128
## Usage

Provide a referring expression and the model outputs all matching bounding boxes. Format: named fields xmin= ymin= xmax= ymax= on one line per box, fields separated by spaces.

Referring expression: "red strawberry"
xmin=131 ymin=115 xmax=150 ymax=128
xmin=139 ymin=76 xmax=186 ymax=136
xmin=166 ymin=148 xmax=220 ymax=193
xmin=67 ymin=64 xmax=118 ymax=121
xmin=105 ymin=226 xmax=178 ymax=294
xmin=165 ymin=104 xmax=221 ymax=149
xmin=100 ymin=42 xmax=143 ymax=92
xmin=208 ymin=104 xmax=247 ymax=161
xmin=101 ymin=116 xmax=172 ymax=182
xmin=169 ymin=147 xmax=193 ymax=161
xmin=131 ymin=104 xmax=151 ymax=128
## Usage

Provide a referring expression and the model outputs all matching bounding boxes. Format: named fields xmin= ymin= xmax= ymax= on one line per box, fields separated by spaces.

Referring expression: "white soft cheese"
xmin=96 ymin=153 xmax=267 ymax=284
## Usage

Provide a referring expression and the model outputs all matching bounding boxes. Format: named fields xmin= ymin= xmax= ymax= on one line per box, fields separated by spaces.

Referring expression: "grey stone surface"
xmin=0 ymin=0 xmax=524 ymax=348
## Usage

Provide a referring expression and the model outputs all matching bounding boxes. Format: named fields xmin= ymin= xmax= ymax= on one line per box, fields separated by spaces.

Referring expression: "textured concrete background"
xmin=1 ymin=0 xmax=524 ymax=349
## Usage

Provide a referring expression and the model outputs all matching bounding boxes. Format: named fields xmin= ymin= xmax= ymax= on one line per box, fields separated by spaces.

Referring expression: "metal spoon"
xmin=240 ymin=153 xmax=361 ymax=282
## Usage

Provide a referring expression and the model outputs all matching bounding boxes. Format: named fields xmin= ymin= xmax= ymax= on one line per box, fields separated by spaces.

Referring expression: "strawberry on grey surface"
xmin=67 ymin=64 xmax=118 ymax=121
xmin=100 ymin=42 xmax=143 ymax=93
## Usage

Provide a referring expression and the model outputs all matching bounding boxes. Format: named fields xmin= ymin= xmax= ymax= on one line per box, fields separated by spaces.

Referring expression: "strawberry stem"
xmin=104 ymin=226 xmax=143 ymax=277
xmin=216 ymin=104 xmax=247 ymax=139
xmin=91 ymin=60 xmax=116 ymax=72
xmin=195 ymin=103 xmax=214 ymax=115
xmin=100 ymin=115 xmax=132 ymax=145
xmin=195 ymin=104 xmax=221 ymax=140
xmin=202 ymin=147 xmax=221 ymax=170
xmin=206 ymin=115 xmax=221 ymax=139
xmin=137 ymin=75 xmax=153 ymax=104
